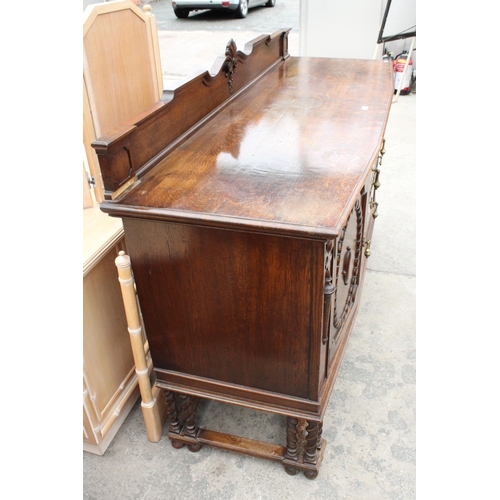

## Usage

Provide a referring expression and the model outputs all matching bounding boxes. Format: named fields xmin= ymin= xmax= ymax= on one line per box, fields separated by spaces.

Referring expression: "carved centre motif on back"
xmin=224 ymin=39 xmax=239 ymax=94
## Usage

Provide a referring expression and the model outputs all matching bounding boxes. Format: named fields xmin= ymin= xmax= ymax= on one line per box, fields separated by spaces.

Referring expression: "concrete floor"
xmin=83 ymin=20 xmax=416 ymax=500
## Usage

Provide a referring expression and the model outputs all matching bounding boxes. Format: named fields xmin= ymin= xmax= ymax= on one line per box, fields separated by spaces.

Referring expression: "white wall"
xmin=83 ymin=0 xmax=106 ymax=10
xmin=299 ymin=0 xmax=415 ymax=61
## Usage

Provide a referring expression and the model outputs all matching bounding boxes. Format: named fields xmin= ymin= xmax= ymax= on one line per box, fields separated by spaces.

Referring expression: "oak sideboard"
xmin=93 ymin=30 xmax=393 ymax=478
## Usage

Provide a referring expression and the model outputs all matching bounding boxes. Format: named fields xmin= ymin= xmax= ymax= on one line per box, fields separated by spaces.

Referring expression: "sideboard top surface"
xmin=112 ymin=56 xmax=393 ymax=238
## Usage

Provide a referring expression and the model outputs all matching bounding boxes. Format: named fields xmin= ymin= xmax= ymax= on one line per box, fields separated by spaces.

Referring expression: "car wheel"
xmin=266 ymin=0 xmax=276 ymax=6
xmin=235 ymin=0 xmax=248 ymax=18
xmin=173 ymin=7 xmax=190 ymax=18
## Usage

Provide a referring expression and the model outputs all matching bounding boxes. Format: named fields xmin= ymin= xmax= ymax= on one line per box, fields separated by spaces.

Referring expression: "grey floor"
xmin=83 ymin=84 xmax=416 ymax=498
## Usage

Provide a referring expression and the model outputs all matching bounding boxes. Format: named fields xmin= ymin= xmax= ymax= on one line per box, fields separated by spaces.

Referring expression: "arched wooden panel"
xmin=83 ymin=0 xmax=163 ymax=203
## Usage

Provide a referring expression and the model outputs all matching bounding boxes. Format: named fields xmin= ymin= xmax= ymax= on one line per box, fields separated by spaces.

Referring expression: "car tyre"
xmin=266 ymin=0 xmax=276 ymax=6
xmin=235 ymin=0 xmax=248 ymax=18
xmin=173 ymin=7 xmax=190 ymax=18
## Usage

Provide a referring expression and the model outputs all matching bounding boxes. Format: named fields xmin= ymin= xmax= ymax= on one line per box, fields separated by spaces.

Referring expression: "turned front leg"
xmin=178 ymin=394 xmax=202 ymax=452
xmin=304 ymin=420 xmax=323 ymax=464
xmin=165 ymin=390 xmax=184 ymax=449
xmin=283 ymin=417 xmax=301 ymax=475
xmin=303 ymin=420 xmax=324 ymax=479
xmin=282 ymin=417 xmax=325 ymax=479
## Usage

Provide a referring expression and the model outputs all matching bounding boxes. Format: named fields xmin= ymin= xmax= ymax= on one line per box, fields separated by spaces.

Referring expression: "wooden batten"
xmin=115 ymin=251 xmax=164 ymax=442
xmin=92 ymin=29 xmax=291 ymax=200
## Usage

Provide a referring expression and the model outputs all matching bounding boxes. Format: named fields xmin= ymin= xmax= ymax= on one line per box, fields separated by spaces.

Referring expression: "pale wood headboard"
xmin=83 ymin=0 xmax=163 ymax=204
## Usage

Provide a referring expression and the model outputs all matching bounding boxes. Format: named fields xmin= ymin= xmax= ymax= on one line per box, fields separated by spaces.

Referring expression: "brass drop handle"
xmin=342 ymin=247 xmax=352 ymax=285
xmin=364 ymin=239 xmax=371 ymax=258
xmin=378 ymin=139 xmax=386 ymax=165
xmin=374 ymin=139 xmax=385 ymax=186
xmin=373 ymin=168 xmax=381 ymax=190
xmin=370 ymin=201 xmax=378 ymax=218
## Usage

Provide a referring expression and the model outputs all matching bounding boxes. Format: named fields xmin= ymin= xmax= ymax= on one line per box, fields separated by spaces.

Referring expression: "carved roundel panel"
xmin=331 ymin=199 xmax=363 ymax=340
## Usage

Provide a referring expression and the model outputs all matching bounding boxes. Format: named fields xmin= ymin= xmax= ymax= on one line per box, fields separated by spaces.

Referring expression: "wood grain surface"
xmin=106 ymin=57 xmax=392 ymax=238
xmin=123 ymin=217 xmax=324 ymax=401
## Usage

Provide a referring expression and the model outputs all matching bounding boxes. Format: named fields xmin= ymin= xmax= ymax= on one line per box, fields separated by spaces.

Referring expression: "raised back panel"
xmin=92 ymin=30 xmax=291 ymax=200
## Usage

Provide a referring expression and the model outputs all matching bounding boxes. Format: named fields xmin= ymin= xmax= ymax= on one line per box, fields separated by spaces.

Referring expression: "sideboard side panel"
xmin=123 ymin=218 xmax=323 ymax=401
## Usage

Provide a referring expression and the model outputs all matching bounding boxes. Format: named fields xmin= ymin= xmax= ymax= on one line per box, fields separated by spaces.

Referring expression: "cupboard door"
xmin=327 ymin=196 xmax=364 ymax=369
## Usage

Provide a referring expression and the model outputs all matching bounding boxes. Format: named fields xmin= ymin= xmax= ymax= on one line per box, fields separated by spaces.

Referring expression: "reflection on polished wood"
xmin=119 ymin=58 xmax=390 ymax=237
xmin=94 ymin=30 xmax=393 ymax=478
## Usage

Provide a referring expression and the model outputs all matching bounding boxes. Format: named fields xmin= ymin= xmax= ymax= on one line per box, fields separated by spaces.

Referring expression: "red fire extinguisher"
xmin=393 ymin=50 xmax=414 ymax=95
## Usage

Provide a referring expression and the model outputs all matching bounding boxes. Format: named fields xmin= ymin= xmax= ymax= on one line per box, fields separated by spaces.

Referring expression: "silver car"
xmin=171 ymin=0 xmax=276 ymax=19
